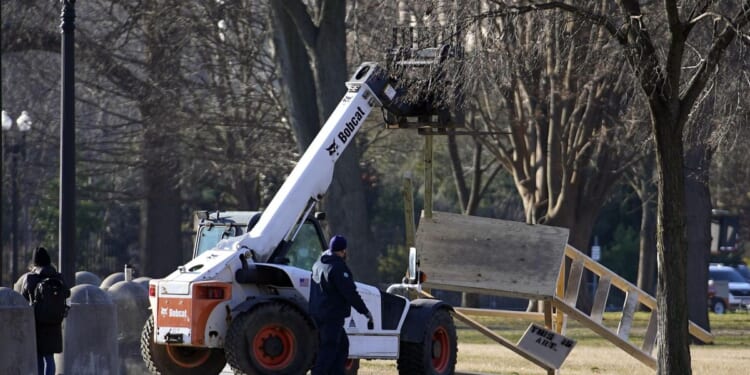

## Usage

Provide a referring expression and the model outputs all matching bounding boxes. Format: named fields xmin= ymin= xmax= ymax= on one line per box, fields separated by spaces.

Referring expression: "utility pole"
xmin=60 ymin=0 xmax=76 ymax=284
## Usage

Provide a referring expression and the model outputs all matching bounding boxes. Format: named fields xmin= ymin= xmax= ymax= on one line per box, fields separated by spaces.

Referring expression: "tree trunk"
xmin=235 ymin=173 xmax=261 ymax=211
xmin=564 ymin=209 xmax=598 ymax=313
xmin=139 ymin=1 xmax=186 ymax=278
xmin=269 ymin=5 xmax=320 ymax=151
xmin=447 ymin=133 xmax=484 ymax=308
xmin=637 ymin=198 xmax=657 ymax=297
xmin=684 ymin=142 xmax=713 ymax=336
xmin=653 ymin=110 xmax=692 ymax=375
xmin=140 ymin=113 xmax=183 ymax=278
xmin=271 ymin=0 xmax=376 ymax=282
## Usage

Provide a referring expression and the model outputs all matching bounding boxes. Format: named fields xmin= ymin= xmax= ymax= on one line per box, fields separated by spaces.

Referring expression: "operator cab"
xmin=192 ymin=210 xmax=326 ymax=270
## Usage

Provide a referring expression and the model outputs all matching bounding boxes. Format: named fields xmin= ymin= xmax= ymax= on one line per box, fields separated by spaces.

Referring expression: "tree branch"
xmin=665 ymin=0 xmax=682 ymax=35
xmin=681 ymin=3 xmax=750 ymax=123
xmin=483 ymin=0 xmax=622 ymax=42
xmin=278 ymin=0 xmax=318 ymax=49
xmin=1 ymin=25 xmax=58 ymax=53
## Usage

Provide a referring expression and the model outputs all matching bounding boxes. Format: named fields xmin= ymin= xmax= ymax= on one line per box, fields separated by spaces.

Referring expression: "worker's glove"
xmin=366 ymin=311 xmax=374 ymax=330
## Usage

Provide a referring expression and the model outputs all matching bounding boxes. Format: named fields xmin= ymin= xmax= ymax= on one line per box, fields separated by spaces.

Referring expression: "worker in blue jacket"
xmin=310 ymin=235 xmax=372 ymax=375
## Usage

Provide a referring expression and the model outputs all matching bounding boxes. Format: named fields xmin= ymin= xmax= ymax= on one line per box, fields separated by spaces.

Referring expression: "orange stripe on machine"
xmin=156 ymin=282 xmax=232 ymax=346
xmin=158 ymin=298 xmax=193 ymax=327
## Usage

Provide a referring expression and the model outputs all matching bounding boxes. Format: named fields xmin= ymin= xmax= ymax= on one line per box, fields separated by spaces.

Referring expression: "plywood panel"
xmin=417 ymin=211 xmax=569 ymax=300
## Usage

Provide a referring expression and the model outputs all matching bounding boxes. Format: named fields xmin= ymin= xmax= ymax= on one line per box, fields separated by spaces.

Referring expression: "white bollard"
xmin=0 ymin=287 xmax=37 ymax=375
xmin=132 ymin=277 xmax=151 ymax=292
xmin=75 ymin=271 xmax=102 ymax=286
xmin=107 ymin=280 xmax=150 ymax=375
xmin=99 ymin=272 xmax=124 ymax=291
xmin=58 ymin=285 xmax=119 ymax=375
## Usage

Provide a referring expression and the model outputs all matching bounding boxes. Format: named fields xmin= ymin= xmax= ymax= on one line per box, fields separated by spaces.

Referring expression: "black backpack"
xmin=31 ymin=273 xmax=69 ymax=325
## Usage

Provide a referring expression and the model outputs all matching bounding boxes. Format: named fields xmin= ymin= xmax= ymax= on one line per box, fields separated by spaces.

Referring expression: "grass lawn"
xmin=358 ymin=311 xmax=750 ymax=374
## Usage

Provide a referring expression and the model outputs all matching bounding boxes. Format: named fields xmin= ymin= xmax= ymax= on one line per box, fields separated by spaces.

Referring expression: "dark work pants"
xmin=312 ymin=319 xmax=348 ymax=375
xmin=37 ymin=354 xmax=54 ymax=375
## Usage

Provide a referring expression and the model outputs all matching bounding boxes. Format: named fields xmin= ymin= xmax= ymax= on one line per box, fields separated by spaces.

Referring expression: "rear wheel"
xmin=711 ymin=298 xmax=726 ymax=314
xmin=397 ymin=308 xmax=457 ymax=375
xmin=225 ymin=302 xmax=316 ymax=375
xmin=140 ymin=315 xmax=226 ymax=375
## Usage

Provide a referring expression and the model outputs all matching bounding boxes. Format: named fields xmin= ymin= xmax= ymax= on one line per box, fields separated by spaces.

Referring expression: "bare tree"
xmin=269 ymin=0 xmax=377 ymax=282
xmin=1 ymin=0 xmax=294 ymax=277
xmin=182 ymin=0 xmax=295 ymax=210
xmin=682 ymin=35 xmax=750 ymax=336
xmin=451 ymin=2 xmax=644 ymax=314
xmin=472 ymin=0 xmax=749 ymax=372
xmin=710 ymin=119 xmax=750 ymax=250
xmin=625 ymin=146 xmax=658 ymax=298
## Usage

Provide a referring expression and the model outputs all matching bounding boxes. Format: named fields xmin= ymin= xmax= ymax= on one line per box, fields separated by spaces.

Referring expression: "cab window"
xmin=287 ymin=221 xmax=325 ymax=270
xmin=195 ymin=225 xmax=237 ymax=257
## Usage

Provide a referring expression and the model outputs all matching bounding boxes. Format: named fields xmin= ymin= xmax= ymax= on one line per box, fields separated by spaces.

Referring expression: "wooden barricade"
xmin=553 ymin=245 xmax=713 ymax=370
xmin=415 ymin=211 xmax=714 ymax=374
xmin=417 ymin=211 xmax=569 ymax=375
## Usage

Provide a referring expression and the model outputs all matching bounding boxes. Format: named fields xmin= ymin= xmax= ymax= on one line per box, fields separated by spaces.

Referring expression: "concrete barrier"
xmin=132 ymin=276 xmax=152 ymax=292
xmin=108 ymin=280 xmax=150 ymax=375
xmin=75 ymin=271 xmax=102 ymax=286
xmin=0 ymin=287 xmax=36 ymax=375
xmin=59 ymin=285 xmax=118 ymax=375
xmin=99 ymin=272 xmax=124 ymax=291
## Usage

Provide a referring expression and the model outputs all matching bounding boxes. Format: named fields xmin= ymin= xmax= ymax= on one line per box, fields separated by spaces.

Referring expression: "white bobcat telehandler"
xmin=142 ymin=39 xmax=461 ymax=375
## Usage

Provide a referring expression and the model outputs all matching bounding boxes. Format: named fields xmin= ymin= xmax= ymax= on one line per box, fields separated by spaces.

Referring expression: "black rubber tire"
xmin=397 ymin=308 xmax=457 ymax=375
xmin=140 ymin=315 xmax=226 ymax=375
xmin=711 ymin=298 xmax=726 ymax=314
xmin=225 ymin=301 xmax=316 ymax=375
xmin=345 ymin=358 xmax=360 ymax=375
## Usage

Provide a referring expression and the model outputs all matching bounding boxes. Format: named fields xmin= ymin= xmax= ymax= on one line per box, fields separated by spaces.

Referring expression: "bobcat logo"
xmin=326 ymin=140 xmax=338 ymax=156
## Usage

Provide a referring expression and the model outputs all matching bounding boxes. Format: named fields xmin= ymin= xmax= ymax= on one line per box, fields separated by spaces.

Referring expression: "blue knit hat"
xmin=329 ymin=235 xmax=347 ymax=252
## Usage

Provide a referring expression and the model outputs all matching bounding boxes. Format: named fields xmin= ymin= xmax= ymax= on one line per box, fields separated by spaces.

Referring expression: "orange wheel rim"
xmin=166 ymin=345 xmax=211 ymax=368
xmin=431 ymin=326 xmax=450 ymax=372
xmin=252 ymin=324 xmax=296 ymax=369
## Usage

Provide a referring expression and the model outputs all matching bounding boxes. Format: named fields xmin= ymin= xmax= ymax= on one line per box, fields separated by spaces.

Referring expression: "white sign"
xmin=517 ymin=324 xmax=577 ymax=369
xmin=591 ymin=245 xmax=601 ymax=261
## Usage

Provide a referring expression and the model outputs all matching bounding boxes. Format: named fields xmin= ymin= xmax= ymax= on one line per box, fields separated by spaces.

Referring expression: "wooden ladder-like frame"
xmin=552 ymin=245 xmax=714 ymax=370
xmin=426 ymin=245 xmax=714 ymax=374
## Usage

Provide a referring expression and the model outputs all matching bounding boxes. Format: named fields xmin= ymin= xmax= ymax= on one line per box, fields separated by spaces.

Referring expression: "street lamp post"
xmin=1 ymin=110 xmax=7 ymax=285
xmin=60 ymin=0 xmax=77 ymax=285
xmin=2 ymin=110 xmax=32 ymax=283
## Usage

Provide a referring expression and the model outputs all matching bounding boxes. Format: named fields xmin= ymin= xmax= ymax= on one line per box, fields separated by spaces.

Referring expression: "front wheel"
xmin=225 ymin=301 xmax=316 ymax=375
xmin=397 ymin=308 xmax=457 ymax=375
xmin=140 ymin=315 xmax=226 ymax=375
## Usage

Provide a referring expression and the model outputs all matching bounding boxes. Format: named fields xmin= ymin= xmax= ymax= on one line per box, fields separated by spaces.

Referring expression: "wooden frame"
xmin=414 ymin=212 xmax=714 ymax=374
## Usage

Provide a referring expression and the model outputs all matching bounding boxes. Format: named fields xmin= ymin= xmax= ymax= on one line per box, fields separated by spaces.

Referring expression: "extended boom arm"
xmin=216 ymin=63 xmax=396 ymax=261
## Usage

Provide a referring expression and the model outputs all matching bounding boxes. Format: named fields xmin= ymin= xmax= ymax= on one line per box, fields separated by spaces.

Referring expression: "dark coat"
xmin=309 ymin=250 xmax=369 ymax=323
xmin=14 ymin=265 xmax=70 ymax=354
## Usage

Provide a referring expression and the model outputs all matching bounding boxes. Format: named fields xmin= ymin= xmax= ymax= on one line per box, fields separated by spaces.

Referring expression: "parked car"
xmin=708 ymin=264 xmax=750 ymax=313
xmin=733 ymin=264 xmax=750 ymax=283
xmin=708 ymin=281 xmax=729 ymax=314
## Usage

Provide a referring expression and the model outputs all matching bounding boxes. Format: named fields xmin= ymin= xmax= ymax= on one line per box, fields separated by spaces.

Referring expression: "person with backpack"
xmin=13 ymin=247 xmax=71 ymax=375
